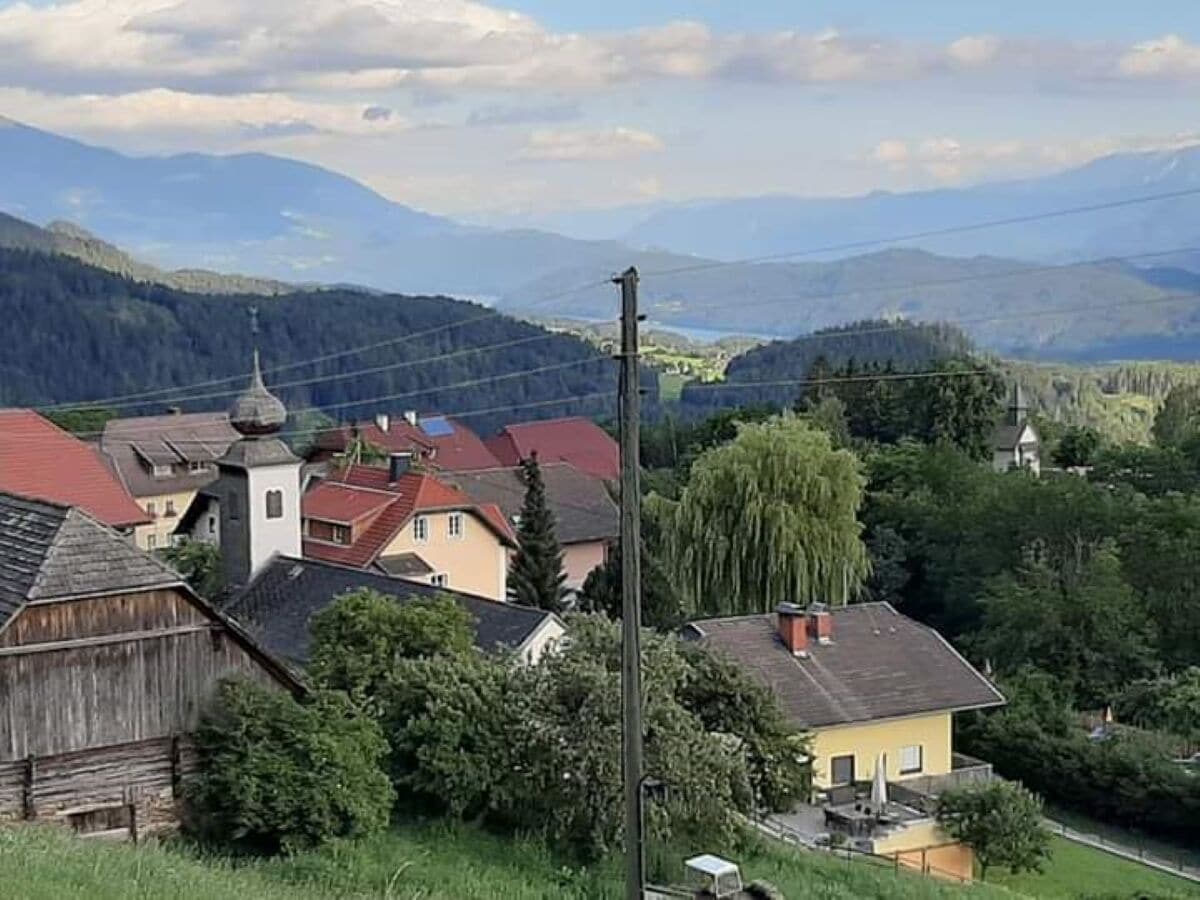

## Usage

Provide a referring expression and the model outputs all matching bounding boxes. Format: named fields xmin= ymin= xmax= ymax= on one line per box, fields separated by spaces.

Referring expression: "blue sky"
xmin=0 ymin=0 xmax=1197 ymax=220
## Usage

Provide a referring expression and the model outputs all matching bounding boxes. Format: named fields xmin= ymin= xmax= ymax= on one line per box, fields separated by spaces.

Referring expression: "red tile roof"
xmin=313 ymin=421 xmax=434 ymax=458
xmin=303 ymin=482 xmax=396 ymax=525
xmin=420 ymin=417 xmax=502 ymax=471
xmin=487 ymin=417 xmax=619 ymax=482
xmin=301 ymin=465 xmax=514 ymax=569
xmin=0 ymin=409 xmax=150 ymax=528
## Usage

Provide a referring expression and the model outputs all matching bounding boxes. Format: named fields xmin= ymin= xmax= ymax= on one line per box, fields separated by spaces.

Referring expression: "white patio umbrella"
xmin=870 ymin=753 xmax=888 ymax=809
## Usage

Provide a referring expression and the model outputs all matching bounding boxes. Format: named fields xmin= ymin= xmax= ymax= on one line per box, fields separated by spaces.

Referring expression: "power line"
xmin=40 ymin=275 xmax=614 ymax=412
xmin=638 ymin=186 xmax=1200 ymax=279
xmin=682 ymin=366 xmax=994 ymax=393
xmin=60 ymin=333 xmax=562 ymax=413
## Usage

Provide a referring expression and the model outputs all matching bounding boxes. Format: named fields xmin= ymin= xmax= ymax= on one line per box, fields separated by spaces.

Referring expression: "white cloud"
xmin=517 ymin=127 xmax=665 ymax=162
xmin=869 ymin=132 xmax=1200 ymax=185
xmin=1119 ymin=35 xmax=1200 ymax=79
xmin=0 ymin=87 xmax=406 ymax=137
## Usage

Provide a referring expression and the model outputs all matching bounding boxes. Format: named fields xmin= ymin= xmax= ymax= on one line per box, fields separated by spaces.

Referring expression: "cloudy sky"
xmin=2 ymin=0 xmax=1199 ymax=221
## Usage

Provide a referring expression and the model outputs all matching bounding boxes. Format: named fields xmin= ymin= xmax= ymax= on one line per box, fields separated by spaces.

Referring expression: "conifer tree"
xmin=508 ymin=454 xmax=567 ymax=611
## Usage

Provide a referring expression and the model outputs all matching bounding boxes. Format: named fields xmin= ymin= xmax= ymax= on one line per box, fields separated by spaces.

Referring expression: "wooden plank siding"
xmin=0 ymin=585 xmax=290 ymax=838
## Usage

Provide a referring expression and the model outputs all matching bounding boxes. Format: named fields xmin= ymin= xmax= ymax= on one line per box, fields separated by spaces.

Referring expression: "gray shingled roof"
xmin=0 ymin=492 xmax=184 ymax=631
xmin=446 ymin=463 xmax=618 ymax=545
xmin=224 ymin=556 xmax=555 ymax=667
xmin=684 ymin=603 xmax=1004 ymax=729
xmin=100 ymin=413 xmax=238 ymax=498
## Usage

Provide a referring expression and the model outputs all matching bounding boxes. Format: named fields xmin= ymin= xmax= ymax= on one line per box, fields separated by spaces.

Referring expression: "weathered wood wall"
xmin=0 ymin=737 xmax=200 ymax=838
xmin=0 ymin=586 xmax=289 ymax=838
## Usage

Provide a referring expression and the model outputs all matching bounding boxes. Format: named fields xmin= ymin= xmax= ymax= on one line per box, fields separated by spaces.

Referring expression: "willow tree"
xmin=663 ymin=415 xmax=870 ymax=616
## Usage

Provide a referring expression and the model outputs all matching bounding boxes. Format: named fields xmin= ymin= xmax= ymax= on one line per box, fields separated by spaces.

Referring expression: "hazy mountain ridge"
xmin=4 ymin=118 xmax=1200 ymax=358
xmin=0 ymin=214 xmax=296 ymax=295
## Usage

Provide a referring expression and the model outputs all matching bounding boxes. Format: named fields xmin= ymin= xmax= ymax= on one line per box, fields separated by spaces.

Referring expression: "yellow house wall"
xmin=809 ymin=712 xmax=952 ymax=789
xmin=882 ymin=830 xmax=975 ymax=882
xmin=382 ymin=509 xmax=507 ymax=600
xmin=132 ymin=489 xmax=199 ymax=551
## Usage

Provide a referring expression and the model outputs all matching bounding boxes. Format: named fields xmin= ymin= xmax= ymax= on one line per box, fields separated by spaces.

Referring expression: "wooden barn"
xmin=0 ymin=492 xmax=300 ymax=840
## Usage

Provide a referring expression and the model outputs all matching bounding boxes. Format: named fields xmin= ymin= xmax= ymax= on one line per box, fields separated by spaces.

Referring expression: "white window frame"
xmin=448 ymin=511 xmax=464 ymax=540
xmin=146 ymin=533 xmax=158 ymax=550
xmin=146 ymin=501 xmax=157 ymax=518
xmin=431 ymin=573 xmax=448 ymax=588
xmin=165 ymin=498 xmax=177 ymax=517
xmin=899 ymin=744 xmax=923 ymax=775
xmin=331 ymin=524 xmax=350 ymax=545
xmin=413 ymin=515 xmax=429 ymax=543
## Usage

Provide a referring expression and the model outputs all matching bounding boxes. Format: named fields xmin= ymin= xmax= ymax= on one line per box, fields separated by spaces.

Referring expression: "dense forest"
xmin=0 ymin=249 xmax=651 ymax=434
xmin=678 ymin=320 xmax=975 ymax=413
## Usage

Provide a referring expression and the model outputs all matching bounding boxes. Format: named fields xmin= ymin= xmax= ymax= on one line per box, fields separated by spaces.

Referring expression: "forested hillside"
xmin=0 ymin=249 xmax=636 ymax=433
xmin=679 ymin=320 xmax=974 ymax=412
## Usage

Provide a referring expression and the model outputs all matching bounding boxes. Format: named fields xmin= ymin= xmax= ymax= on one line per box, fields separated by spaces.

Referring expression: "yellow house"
xmin=99 ymin=413 xmax=240 ymax=552
xmin=685 ymin=602 xmax=1004 ymax=882
xmin=300 ymin=460 xmax=515 ymax=601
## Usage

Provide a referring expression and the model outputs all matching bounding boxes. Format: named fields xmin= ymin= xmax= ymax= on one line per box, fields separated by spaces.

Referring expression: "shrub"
xmin=936 ymin=781 xmax=1050 ymax=881
xmin=186 ymin=678 xmax=394 ymax=855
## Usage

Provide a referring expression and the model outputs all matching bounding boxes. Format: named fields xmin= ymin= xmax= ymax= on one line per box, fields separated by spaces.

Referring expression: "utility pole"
xmin=615 ymin=266 xmax=645 ymax=900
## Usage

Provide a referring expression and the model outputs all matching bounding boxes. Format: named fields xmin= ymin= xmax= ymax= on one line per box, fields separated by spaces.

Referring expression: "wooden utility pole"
xmin=615 ymin=266 xmax=645 ymax=900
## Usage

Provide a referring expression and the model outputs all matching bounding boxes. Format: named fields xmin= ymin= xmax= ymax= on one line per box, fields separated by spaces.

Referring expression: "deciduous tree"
xmin=936 ymin=781 xmax=1050 ymax=881
xmin=662 ymin=415 xmax=870 ymax=615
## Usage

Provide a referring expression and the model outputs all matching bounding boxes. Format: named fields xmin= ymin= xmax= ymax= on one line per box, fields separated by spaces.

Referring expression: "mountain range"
xmin=3 ymin=116 xmax=1200 ymax=358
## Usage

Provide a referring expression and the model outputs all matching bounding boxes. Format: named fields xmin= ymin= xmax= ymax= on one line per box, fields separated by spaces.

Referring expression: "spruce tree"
xmin=508 ymin=454 xmax=567 ymax=611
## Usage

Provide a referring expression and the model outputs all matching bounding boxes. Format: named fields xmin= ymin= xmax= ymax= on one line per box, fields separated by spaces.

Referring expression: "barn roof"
xmin=225 ymin=556 xmax=556 ymax=667
xmin=0 ymin=491 xmax=184 ymax=630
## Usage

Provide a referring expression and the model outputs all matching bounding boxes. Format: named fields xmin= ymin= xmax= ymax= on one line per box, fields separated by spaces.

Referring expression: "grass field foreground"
xmin=990 ymin=836 xmax=1198 ymax=899
xmin=0 ymin=822 xmax=1014 ymax=900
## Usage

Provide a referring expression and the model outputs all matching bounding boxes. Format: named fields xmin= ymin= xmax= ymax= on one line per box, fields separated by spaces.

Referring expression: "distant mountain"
xmin=498 ymin=247 xmax=1192 ymax=357
xmin=0 ymin=247 xmax=642 ymax=435
xmin=0 ymin=211 xmax=293 ymax=295
xmin=602 ymin=146 xmax=1200 ymax=265
xmin=0 ymin=117 xmax=690 ymax=299
xmin=4 ymin=119 xmax=1200 ymax=360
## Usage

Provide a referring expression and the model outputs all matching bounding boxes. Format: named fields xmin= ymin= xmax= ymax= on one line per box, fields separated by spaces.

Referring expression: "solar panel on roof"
xmin=420 ymin=416 xmax=454 ymax=437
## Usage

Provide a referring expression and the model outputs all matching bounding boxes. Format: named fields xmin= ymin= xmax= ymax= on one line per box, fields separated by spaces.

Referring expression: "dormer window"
xmin=188 ymin=461 xmax=208 ymax=474
xmin=152 ymin=464 xmax=172 ymax=478
xmin=332 ymin=524 xmax=350 ymax=544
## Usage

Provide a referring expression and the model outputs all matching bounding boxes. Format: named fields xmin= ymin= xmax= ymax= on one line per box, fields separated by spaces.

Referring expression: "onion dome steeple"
xmin=230 ymin=307 xmax=287 ymax=437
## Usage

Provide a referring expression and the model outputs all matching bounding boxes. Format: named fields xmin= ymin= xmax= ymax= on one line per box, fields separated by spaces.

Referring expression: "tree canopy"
xmin=936 ymin=781 xmax=1050 ymax=881
xmin=661 ymin=415 xmax=870 ymax=615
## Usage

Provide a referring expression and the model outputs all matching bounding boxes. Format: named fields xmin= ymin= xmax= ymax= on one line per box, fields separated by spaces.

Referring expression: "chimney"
xmin=388 ymin=452 xmax=411 ymax=483
xmin=375 ymin=412 xmax=390 ymax=433
xmin=403 ymin=410 xmax=418 ymax=427
xmin=776 ymin=603 xmax=808 ymax=656
xmin=807 ymin=603 xmax=834 ymax=645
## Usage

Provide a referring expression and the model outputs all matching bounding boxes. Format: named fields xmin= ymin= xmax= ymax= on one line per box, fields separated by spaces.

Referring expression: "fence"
xmin=1046 ymin=818 xmax=1200 ymax=884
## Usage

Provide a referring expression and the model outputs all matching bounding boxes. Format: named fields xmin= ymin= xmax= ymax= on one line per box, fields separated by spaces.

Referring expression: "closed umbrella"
xmin=870 ymin=753 xmax=888 ymax=809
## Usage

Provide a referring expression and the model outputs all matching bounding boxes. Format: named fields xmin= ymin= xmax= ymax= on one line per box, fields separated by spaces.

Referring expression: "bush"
xmin=309 ymin=590 xmax=474 ymax=712
xmin=936 ymin=781 xmax=1050 ymax=881
xmin=379 ymin=616 xmax=778 ymax=861
xmin=186 ymin=678 xmax=395 ymax=854
xmin=960 ymin=674 xmax=1200 ymax=846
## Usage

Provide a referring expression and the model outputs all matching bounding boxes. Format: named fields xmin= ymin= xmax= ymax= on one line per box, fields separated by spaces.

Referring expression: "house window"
xmin=900 ymin=744 xmax=923 ymax=775
xmin=413 ymin=515 xmax=429 ymax=543
xmin=830 ymin=754 xmax=855 ymax=787
xmin=448 ymin=512 xmax=464 ymax=539
xmin=152 ymin=464 xmax=172 ymax=478
xmin=165 ymin=499 xmax=177 ymax=517
xmin=208 ymin=515 xmax=217 ymax=535
xmin=332 ymin=524 xmax=350 ymax=545
xmin=146 ymin=501 xmax=157 ymax=518
xmin=188 ymin=460 xmax=207 ymax=474
xmin=147 ymin=533 xmax=158 ymax=550
xmin=265 ymin=489 xmax=283 ymax=520
xmin=431 ymin=573 xmax=448 ymax=588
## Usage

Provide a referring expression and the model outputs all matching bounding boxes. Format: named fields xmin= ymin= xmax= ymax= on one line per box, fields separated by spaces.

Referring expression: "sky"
xmin=1 ymin=0 xmax=1199 ymax=222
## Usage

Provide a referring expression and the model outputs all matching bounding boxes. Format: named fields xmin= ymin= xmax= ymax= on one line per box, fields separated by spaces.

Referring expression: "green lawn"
xmin=0 ymin=822 xmax=1011 ymax=900
xmin=990 ymin=837 xmax=1198 ymax=899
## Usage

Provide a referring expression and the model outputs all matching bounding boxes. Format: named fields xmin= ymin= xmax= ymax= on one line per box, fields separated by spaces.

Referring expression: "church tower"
xmin=210 ymin=313 xmax=302 ymax=589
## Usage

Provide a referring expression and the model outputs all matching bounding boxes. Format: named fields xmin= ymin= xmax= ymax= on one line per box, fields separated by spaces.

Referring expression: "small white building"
xmin=991 ymin=383 xmax=1040 ymax=475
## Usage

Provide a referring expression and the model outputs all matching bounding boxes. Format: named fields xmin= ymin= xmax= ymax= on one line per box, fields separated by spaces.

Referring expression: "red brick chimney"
xmin=808 ymin=604 xmax=834 ymax=644
xmin=776 ymin=603 xmax=808 ymax=655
